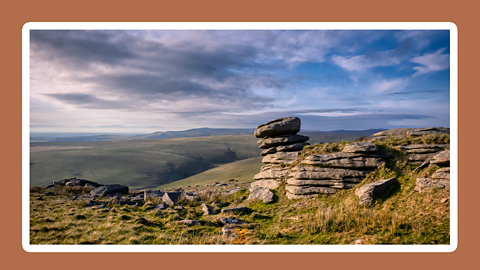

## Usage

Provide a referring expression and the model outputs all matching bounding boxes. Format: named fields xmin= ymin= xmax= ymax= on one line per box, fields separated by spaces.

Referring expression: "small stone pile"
xmin=414 ymin=149 xmax=451 ymax=192
xmin=286 ymin=142 xmax=388 ymax=199
xmin=251 ymin=117 xmax=310 ymax=190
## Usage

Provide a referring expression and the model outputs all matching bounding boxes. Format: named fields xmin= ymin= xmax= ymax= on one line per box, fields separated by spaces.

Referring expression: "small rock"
xmin=156 ymin=203 xmax=168 ymax=210
xmin=355 ymin=177 xmax=399 ymax=204
xmin=228 ymin=188 xmax=241 ymax=195
xmin=216 ymin=183 xmax=227 ymax=187
xmin=90 ymin=184 xmax=129 ymax=197
xmin=219 ymin=217 xmax=245 ymax=225
xmin=440 ymin=198 xmax=449 ymax=204
xmin=176 ymin=204 xmax=184 ymax=210
xmin=162 ymin=192 xmax=181 ymax=207
xmin=179 ymin=220 xmax=207 ymax=226
xmin=293 ymin=202 xmax=302 ymax=207
xmin=221 ymin=206 xmax=248 ymax=214
xmin=414 ymin=178 xmax=449 ymax=193
xmin=201 ymin=203 xmax=214 ymax=215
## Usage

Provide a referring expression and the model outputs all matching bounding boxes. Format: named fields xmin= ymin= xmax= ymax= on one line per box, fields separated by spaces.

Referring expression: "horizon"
xmin=30 ymin=29 xmax=450 ymax=133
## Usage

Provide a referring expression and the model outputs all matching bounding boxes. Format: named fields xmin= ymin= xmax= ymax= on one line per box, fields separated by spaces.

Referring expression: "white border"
xmin=22 ymin=22 xmax=458 ymax=253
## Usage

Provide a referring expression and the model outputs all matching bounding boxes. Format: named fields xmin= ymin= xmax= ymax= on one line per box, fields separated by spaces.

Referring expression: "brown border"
xmin=3 ymin=0 xmax=478 ymax=269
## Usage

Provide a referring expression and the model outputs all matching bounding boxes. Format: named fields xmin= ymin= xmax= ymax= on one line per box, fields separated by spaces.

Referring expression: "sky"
xmin=30 ymin=29 xmax=451 ymax=133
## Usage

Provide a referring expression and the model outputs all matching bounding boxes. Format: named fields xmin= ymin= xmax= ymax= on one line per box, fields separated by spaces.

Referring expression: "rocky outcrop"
xmin=286 ymin=142 xmax=388 ymax=199
xmin=162 ymin=191 xmax=182 ymax=206
xmin=372 ymin=127 xmax=450 ymax=138
xmin=355 ymin=177 xmax=399 ymax=204
xmin=252 ymin=117 xmax=310 ymax=190
xmin=249 ymin=180 xmax=280 ymax=191
xmin=414 ymin=150 xmax=451 ymax=192
xmin=53 ymin=177 xmax=102 ymax=187
xmin=399 ymin=144 xmax=449 ymax=165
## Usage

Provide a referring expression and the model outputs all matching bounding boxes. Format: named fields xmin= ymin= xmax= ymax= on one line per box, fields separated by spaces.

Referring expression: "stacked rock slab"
xmin=400 ymin=144 xmax=450 ymax=165
xmin=286 ymin=142 xmax=388 ymax=199
xmin=414 ymin=150 xmax=451 ymax=192
xmin=252 ymin=117 xmax=310 ymax=187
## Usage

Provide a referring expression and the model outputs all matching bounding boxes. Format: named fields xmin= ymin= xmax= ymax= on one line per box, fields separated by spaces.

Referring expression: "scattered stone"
xmin=156 ymin=203 xmax=168 ymax=210
xmin=414 ymin=178 xmax=449 ymax=193
xmin=185 ymin=191 xmax=198 ymax=201
xmin=179 ymin=220 xmax=207 ymax=226
xmin=221 ymin=206 xmax=249 ymax=214
xmin=293 ymin=202 xmax=302 ymax=207
xmin=228 ymin=179 xmax=236 ymax=182
xmin=355 ymin=177 xmax=399 ymax=204
xmin=219 ymin=217 xmax=245 ymax=225
xmin=222 ymin=226 xmax=235 ymax=237
xmin=90 ymin=184 xmax=129 ymax=197
xmin=247 ymin=187 xmax=274 ymax=203
xmin=144 ymin=189 xmax=165 ymax=200
xmin=162 ymin=192 xmax=181 ymax=207
xmin=201 ymin=203 xmax=214 ymax=215
xmin=254 ymin=117 xmax=301 ymax=138
xmin=440 ymin=198 xmax=449 ymax=204
xmin=176 ymin=204 xmax=184 ymax=210
xmin=216 ymin=183 xmax=227 ymax=187
xmin=354 ymin=239 xmax=365 ymax=245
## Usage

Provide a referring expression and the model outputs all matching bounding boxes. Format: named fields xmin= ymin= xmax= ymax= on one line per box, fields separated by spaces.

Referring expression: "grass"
xmin=157 ymin=157 xmax=263 ymax=189
xmin=30 ymin=133 xmax=450 ymax=245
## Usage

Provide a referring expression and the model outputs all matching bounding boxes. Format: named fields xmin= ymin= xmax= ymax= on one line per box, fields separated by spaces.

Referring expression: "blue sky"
xmin=30 ymin=30 xmax=450 ymax=133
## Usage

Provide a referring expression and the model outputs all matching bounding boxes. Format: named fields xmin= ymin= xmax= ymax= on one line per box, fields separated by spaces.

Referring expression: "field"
xmin=30 ymin=132 xmax=366 ymax=189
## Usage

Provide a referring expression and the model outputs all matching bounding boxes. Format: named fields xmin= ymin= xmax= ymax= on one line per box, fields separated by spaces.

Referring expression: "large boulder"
xmin=90 ymin=184 xmax=129 ymax=196
xmin=247 ymin=187 xmax=274 ymax=203
xmin=258 ymin=134 xmax=309 ymax=149
xmin=355 ymin=177 xmax=399 ymax=204
xmin=254 ymin=117 xmax=301 ymax=138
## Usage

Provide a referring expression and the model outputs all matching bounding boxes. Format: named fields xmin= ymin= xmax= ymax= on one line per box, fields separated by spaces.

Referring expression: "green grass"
xmin=30 ymin=135 xmax=262 ymax=188
xmin=157 ymin=157 xmax=263 ymax=189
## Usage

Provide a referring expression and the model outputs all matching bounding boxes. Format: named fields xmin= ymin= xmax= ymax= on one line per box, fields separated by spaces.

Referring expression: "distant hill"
xmin=30 ymin=128 xmax=384 ymax=143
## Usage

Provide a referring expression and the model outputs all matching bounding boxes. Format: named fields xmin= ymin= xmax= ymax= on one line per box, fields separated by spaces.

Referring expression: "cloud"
xmin=411 ymin=48 xmax=450 ymax=76
xmin=331 ymin=40 xmax=411 ymax=72
xmin=372 ymin=78 xmax=408 ymax=93
xmin=388 ymin=89 xmax=442 ymax=95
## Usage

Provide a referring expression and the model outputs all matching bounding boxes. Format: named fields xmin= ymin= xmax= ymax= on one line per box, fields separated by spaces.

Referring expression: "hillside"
xmin=29 ymin=133 xmax=451 ymax=245
xmin=30 ymin=135 xmax=261 ymax=188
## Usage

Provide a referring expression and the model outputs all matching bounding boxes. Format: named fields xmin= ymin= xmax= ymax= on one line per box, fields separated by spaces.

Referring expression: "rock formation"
xmin=414 ymin=150 xmax=451 ymax=193
xmin=400 ymin=144 xmax=449 ymax=165
xmin=286 ymin=142 xmax=388 ymax=199
xmin=251 ymin=117 xmax=310 ymax=190
xmin=371 ymin=127 xmax=450 ymax=138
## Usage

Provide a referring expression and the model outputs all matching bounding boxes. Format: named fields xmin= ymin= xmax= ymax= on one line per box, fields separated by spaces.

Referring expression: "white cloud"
xmin=297 ymin=111 xmax=366 ymax=117
xmin=372 ymin=78 xmax=408 ymax=93
xmin=411 ymin=48 xmax=450 ymax=76
xmin=331 ymin=49 xmax=403 ymax=72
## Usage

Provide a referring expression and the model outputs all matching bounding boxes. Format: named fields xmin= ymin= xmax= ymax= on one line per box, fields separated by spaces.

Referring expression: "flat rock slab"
xmin=227 ymin=188 xmax=241 ymax=195
xmin=287 ymin=179 xmax=359 ymax=189
xmin=261 ymin=147 xmax=277 ymax=156
xmin=90 ymin=184 xmax=129 ymax=197
xmin=286 ymin=192 xmax=318 ymax=200
xmin=276 ymin=142 xmax=310 ymax=152
xmin=262 ymin=151 xmax=299 ymax=165
xmin=302 ymin=156 xmax=385 ymax=169
xmin=221 ymin=206 xmax=249 ymax=214
xmin=355 ymin=177 xmax=399 ymax=204
xmin=250 ymin=180 xmax=280 ymax=190
xmin=342 ymin=142 xmax=378 ymax=153
xmin=254 ymin=165 xmax=289 ymax=180
xmin=430 ymin=150 xmax=450 ymax=166
xmin=247 ymin=187 xmax=274 ymax=203
xmin=431 ymin=170 xmax=450 ymax=180
xmin=414 ymin=178 xmax=449 ymax=192
xmin=288 ymin=166 xmax=367 ymax=180
xmin=285 ymin=185 xmax=337 ymax=195
xmin=400 ymin=144 xmax=450 ymax=150
xmin=254 ymin=117 xmax=301 ymax=138
xmin=258 ymin=134 xmax=309 ymax=149
xmin=408 ymin=153 xmax=436 ymax=161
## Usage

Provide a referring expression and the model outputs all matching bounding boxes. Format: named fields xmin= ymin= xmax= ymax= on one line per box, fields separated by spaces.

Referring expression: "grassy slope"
xmin=29 ymin=134 xmax=450 ymax=245
xmin=157 ymin=157 xmax=263 ymax=189
xmin=30 ymin=135 xmax=261 ymax=188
